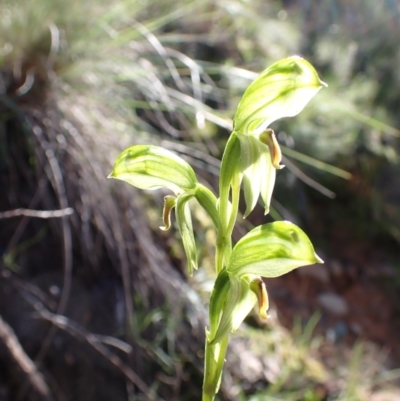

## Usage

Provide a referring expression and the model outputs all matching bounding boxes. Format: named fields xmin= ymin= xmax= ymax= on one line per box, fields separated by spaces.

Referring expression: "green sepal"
xmin=109 ymin=145 xmax=198 ymax=195
xmin=258 ymin=136 xmax=276 ymax=215
xmin=234 ymin=56 xmax=327 ymax=136
xmin=176 ymin=193 xmax=197 ymax=276
xmin=227 ymin=221 xmax=323 ymax=277
xmin=239 ymin=134 xmax=262 ymax=218
xmin=218 ymin=132 xmax=242 ymax=230
xmin=238 ymin=134 xmax=276 ymax=217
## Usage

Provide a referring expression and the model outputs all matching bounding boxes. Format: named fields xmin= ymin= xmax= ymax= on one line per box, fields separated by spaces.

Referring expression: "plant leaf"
xmin=234 ymin=56 xmax=327 ymax=136
xmin=109 ymin=145 xmax=198 ymax=195
xmin=208 ymin=269 xmax=230 ymax=343
xmin=227 ymin=221 xmax=323 ymax=277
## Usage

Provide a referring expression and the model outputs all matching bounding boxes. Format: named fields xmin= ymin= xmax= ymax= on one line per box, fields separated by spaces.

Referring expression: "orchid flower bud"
xmin=208 ymin=221 xmax=323 ymax=344
xmin=219 ymin=57 xmax=327 ymax=220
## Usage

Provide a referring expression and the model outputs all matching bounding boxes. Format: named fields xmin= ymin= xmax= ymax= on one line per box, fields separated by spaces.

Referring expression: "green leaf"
xmin=227 ymin=221 xmax=323 ymax=277
xmin=109 ymin=145 xmax=198 ymax=195
xmin=208 ymin=269 xmax=230 ymax=343
xmin=234 ymin=56 xmax=327 ymax=136
xmin=176 ymin=193 xmax=197 ymax=276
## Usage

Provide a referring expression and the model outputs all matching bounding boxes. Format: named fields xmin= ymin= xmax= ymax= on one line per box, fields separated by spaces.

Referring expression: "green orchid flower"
xmin=203 ymin=221 xmax=323 ymax=400
xmin=220 ymin=56 xmax=327 ymax=219
xmin=108 ymin=145 xmax=198 ymax=195
xmin=216 ymin=56 xmax=326 ymax=273
xmin=109 ymin=145 xmax=218 ymax=275
xmin=108 ymin=57 xmax=327 ymax=401
xmin=209 ymin=220 xmax=323 ymax=343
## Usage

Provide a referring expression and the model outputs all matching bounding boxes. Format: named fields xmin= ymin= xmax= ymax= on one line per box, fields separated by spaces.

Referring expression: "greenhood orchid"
xmin=109 ymin=56 xmax=326 ymax=401
xmin=109 ymin=145 xmax=218 ymax=275
xmin=208 ymin=221 xmax=323 ymax=345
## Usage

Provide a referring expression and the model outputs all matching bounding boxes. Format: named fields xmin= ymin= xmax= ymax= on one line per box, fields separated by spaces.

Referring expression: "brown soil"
xmin=267 ymin=234 xmax=400 ymax=368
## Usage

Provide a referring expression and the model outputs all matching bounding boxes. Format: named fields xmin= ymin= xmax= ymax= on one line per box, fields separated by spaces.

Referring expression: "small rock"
xmin=318 ymin=292 xmax=349 ymax=316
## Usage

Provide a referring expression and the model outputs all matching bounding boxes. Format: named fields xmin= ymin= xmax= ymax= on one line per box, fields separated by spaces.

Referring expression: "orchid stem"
xmin=203 ymin=334 xmax=229 ymax=401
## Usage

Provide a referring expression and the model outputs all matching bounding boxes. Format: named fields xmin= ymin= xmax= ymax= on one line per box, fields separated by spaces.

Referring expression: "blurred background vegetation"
xmin=0 ymin=0 xmax=400 ymax=400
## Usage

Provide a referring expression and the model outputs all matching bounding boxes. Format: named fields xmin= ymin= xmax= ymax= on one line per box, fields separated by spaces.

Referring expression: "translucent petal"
xmin=258 ymin=139 xmax=276 ymax=215
xmin=239 ymin=134 xmax=262 ymax=218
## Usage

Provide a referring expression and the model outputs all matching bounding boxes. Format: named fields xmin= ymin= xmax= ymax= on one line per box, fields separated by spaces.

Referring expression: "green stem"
xmin=206 ymin=131 xmax=241 ymax=398
xmin=215 ymin=169 xmax=240 ymax=272
xmin=215 ymin=234 xmax=228 ymax=274
xmin=226 ymin=170 xmax=241 ymax=246
xmin=216 ymin=174 xmax=231 ymax=273
xmin=202 ymin=334 xmax=229 ymax=401
xmin=216 ymin=132 xmax=241 ymax=273
xmin=195 ymin=183 xmax=219 ymax=228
